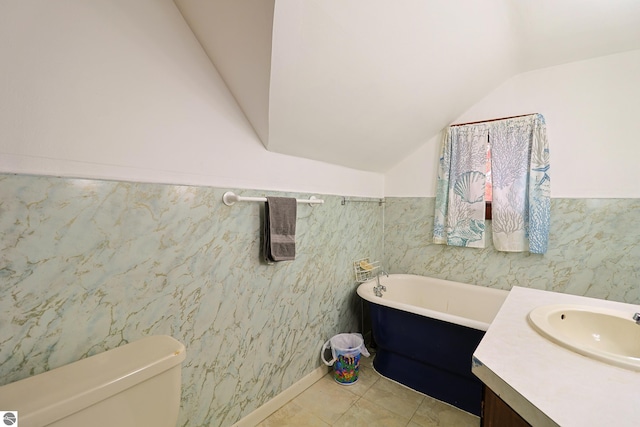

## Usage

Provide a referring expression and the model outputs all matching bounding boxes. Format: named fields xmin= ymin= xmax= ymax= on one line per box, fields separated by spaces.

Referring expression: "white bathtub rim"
xmin=357 ymin=274 xmax=509 ymax=332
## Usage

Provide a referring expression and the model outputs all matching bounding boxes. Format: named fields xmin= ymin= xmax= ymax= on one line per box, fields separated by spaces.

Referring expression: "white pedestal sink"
xmin=528 ymin=304 xmax=640 ymax=371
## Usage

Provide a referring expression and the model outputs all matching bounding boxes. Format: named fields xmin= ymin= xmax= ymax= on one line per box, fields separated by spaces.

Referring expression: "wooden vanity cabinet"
xmin=481 ymin=386 xmax=532 ymax=427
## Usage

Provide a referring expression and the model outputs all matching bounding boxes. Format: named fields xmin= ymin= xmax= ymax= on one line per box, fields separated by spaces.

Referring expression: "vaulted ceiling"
xmin=174 ymin=0 xmax=640 ymax=172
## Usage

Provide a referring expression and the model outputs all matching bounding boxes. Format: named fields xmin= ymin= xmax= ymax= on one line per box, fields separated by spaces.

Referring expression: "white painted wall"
xmin=512 ymin=0 xmax=640 ymax=71
xmin=268 ymin=0 xmax=518 ymax=172
xmin=0 ymin=0 xmax=384 ymax=197
xmin=385 ymin=49 xmax=640 ymax=198
xmin=173 ymin=0 xmax=274 ymax=147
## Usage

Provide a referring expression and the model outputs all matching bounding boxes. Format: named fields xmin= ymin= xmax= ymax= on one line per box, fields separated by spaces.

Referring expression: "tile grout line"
xmin=405 ymin=394 xmax=426 ymax=427
xmin=328 ymin=364 xmax=377 ymax=426
xmin=332 ymin=387 xmax=362 ymax=426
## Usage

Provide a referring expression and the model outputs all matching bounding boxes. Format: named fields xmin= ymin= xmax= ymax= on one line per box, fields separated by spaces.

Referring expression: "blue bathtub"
xmin=357 ymin=274 xmax=508 ymax=415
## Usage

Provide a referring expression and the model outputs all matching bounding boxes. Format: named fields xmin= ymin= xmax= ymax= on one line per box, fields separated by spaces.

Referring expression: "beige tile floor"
xmin=257 ymin=353 xmax=480 ymax=427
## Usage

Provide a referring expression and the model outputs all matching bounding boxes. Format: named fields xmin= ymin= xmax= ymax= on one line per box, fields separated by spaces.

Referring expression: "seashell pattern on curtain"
xmin=433 ymin=114 xmax=550 ymax=253
xmin=434 ymin=124 xmax=489 ymax=248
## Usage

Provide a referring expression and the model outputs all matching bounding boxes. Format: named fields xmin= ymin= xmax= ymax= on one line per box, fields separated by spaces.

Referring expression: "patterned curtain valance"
xmin=433 ymin=114 xmax=550 ymax=254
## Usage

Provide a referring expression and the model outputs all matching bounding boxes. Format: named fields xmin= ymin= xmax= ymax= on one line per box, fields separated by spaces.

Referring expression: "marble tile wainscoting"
xmin=384 ymin=197 xmax=640 ymax=304
xmin=0 ymin=174 xmax=383 ymax=427
xmin=4 ymin=176 xmax=638 ymax=426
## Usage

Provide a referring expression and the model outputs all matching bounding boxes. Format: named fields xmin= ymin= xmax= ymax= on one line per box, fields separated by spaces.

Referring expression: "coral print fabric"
xmin=491 ymin=114 xmax=550 ymax=253
xmin=434 ymin=114 xmax=550 ymax=253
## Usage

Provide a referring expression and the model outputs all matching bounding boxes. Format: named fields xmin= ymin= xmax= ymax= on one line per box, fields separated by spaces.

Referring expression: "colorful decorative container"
xmin=321 ymin=333 xmax=369 ymax=385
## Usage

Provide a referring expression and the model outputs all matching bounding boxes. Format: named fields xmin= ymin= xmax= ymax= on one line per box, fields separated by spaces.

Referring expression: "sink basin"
xmin=528 ymin=304 xmax=640 ymax=371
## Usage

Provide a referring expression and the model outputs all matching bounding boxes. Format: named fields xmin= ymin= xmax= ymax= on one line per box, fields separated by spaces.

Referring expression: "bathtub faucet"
xmin=374 ymin=270 xmax=388 ymax=297
xmin=634 ymin=313 xmax=640 ymax=325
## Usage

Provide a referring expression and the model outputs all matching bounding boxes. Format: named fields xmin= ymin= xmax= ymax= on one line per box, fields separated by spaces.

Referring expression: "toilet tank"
xmin=0 ymin=335 xmax=186 ymax=427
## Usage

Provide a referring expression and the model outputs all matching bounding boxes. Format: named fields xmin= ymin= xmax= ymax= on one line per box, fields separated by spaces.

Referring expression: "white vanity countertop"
xmin=472 ymin=286 xmax=640 ymax=427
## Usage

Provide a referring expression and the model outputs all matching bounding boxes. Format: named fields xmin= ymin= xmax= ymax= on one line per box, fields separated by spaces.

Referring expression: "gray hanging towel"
xmin=263 ymin=197 xmax=297 ymax=262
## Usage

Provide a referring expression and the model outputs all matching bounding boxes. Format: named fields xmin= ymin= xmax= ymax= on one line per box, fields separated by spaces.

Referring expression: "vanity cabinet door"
xmin=481 ymin=386 xmax=531 ymax=427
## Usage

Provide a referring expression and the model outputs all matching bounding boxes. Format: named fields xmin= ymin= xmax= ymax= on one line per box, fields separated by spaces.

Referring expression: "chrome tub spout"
xmin=374 ymin=270 xmax=388 ymax=297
